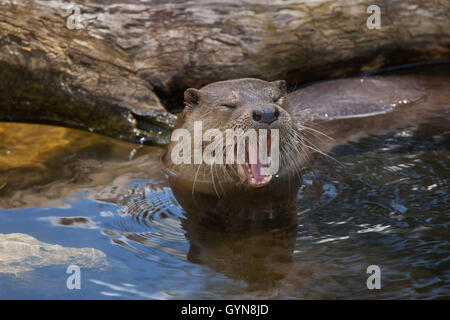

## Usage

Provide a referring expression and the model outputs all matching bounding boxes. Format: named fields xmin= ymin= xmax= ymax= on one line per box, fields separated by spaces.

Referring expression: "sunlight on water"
xmin=0 ymin=97 xmax=448 ymax=299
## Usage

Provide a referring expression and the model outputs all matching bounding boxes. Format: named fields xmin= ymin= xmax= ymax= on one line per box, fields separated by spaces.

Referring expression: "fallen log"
xmin=0 ymin=0 xmax=449 ymax=143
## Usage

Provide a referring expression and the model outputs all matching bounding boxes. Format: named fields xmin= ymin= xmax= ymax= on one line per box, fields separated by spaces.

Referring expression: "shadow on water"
xmin=0 ymin=66 xmax=449 ymax=299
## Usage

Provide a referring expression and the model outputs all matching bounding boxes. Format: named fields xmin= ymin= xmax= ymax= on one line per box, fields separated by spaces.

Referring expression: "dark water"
xmin=0 ymin=102 xmax=449 ymax=299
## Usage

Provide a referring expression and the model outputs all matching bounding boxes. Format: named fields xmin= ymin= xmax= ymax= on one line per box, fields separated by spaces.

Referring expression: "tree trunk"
xmin=0 ymin=0 xmax=448 ymax=143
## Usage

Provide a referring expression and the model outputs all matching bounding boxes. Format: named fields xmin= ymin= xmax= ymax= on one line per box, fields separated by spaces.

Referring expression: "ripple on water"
xmin=294 ymin=118 xmax=449 ymax=298
xmin=97 ymin=183 xmax=188 ymax=261
xmin=0 ymin=108 xmax=449 ymax=299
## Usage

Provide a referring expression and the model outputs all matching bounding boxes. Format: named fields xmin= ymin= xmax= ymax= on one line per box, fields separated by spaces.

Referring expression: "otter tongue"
xmin=239 ymin=136 xmax=272 ymax=187
xmin=250 ymin=163 xmax=265 ymax=181
xmin=245 ymin=162 xmax=272 ymax=187
xmin=245 ymin=147 xmax=272 ymax=187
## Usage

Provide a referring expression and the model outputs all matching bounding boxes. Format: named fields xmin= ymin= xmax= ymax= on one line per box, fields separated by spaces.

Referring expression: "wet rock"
xmin=0 ymin=233 xmax=108 ymax=275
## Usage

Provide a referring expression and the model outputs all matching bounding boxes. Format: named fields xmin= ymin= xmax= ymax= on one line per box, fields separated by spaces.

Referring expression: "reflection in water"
xmin=171 ymin=176 xmax=302 ymax=294
xmin=106 ymin=176 xmax=325 ymax=297
xmin=0 ymin=122 xmax=166 ymax=208
xmin=0 ymin=80 xmax=449 ymax=298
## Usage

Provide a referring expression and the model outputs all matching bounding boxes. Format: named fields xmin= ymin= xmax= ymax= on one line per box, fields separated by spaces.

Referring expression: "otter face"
xmin=164 ymin=78 xmax=306 ymax=195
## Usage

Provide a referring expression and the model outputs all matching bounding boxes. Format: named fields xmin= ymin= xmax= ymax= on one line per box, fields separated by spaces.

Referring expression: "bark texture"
xmin=0 ymin=0 xmax=449 ymax=143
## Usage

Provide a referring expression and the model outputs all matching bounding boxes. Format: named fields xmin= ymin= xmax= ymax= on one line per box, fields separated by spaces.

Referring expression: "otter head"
xmin=164 ymin=78 xmax=306 ymax=195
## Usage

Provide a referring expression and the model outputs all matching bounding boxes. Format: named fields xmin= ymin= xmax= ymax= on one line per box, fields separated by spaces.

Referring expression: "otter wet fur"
xmin=163 ymin=79 xmax=311 ymax=195
xmin=163 ymin=75 xmax=449 ymax=197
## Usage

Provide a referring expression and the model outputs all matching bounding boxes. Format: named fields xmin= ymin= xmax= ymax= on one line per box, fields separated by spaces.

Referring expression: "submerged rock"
xmin=0 ymin=233 xmax=108 ymax=275
xmin=0 ymin=122 xmax=166 ymax=209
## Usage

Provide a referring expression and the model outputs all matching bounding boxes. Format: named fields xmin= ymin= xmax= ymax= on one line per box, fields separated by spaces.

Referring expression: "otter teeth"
xmin=259 ymin=175 xmax=272 ymax=184
xmin=251 ymin=175 xmax=272 ymax=186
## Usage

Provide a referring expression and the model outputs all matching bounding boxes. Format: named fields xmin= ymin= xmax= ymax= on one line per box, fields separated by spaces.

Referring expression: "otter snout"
xmin=252 ymin=106 xmax=280 ymax=125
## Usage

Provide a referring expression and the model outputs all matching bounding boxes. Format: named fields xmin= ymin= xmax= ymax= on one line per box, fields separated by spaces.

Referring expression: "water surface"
xmin=0 ymin=91 xmax=449 ymax=300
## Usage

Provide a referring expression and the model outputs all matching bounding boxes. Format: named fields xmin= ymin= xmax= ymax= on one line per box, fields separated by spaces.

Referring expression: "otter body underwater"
xmin=163 ymin=73 xmax=449 ymax=196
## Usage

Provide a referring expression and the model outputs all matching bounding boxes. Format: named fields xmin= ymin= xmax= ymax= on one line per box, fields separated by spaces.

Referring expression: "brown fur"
xmin=163 ymin=78 xmax=308 ymax=195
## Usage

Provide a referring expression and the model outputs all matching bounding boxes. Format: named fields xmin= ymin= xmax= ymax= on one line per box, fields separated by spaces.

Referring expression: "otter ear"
xmin=184 ymin=88 xmax=202 ymax=109
xmin=271 ymin=80 xmax=287 ymax=94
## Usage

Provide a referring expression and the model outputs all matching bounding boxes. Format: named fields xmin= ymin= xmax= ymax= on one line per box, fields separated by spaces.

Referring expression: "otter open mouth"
xmin=236 ymin=136 xmax=273 ymax=188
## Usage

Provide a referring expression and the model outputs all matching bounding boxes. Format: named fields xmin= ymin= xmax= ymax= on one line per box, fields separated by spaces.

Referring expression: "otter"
xmin=135 ymin=70 xmax=450 ymax=294
xmin=163 ymin=73 xmax=449 ymax=196
xmin=163 ymin=79 xmax=309 ymax=195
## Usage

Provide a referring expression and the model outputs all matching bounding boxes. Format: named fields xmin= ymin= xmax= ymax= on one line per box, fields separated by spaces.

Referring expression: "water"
xmin=0 ymin=97 xmax=449 ymax=300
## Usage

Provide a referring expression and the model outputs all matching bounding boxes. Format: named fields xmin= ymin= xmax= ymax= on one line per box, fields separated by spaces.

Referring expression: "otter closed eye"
xmin=221 ymin=103 xmax=237 ymax=109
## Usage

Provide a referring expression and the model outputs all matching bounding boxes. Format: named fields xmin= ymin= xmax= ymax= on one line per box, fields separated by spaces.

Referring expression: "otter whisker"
xmin=296 ymin=133 xmax=344 ymax=167
xmin=192 ymin=163 xmax=203 ymax=196
xmin=210 ymin=164 xmax=221 ymax=198
xmin=289 ymin=130 xmax=310 ymax=163
xmin=281 ymin=140 xmax=303 ymax=181
xmin=297 ymin=123 xmax=333 ymax=141
xmin=213 ymin=163 xmax=227 ymax=197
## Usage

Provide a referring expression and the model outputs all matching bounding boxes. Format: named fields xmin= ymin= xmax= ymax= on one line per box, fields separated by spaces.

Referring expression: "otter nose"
xmin=252 ymin=107 xmax=280 ymax=125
